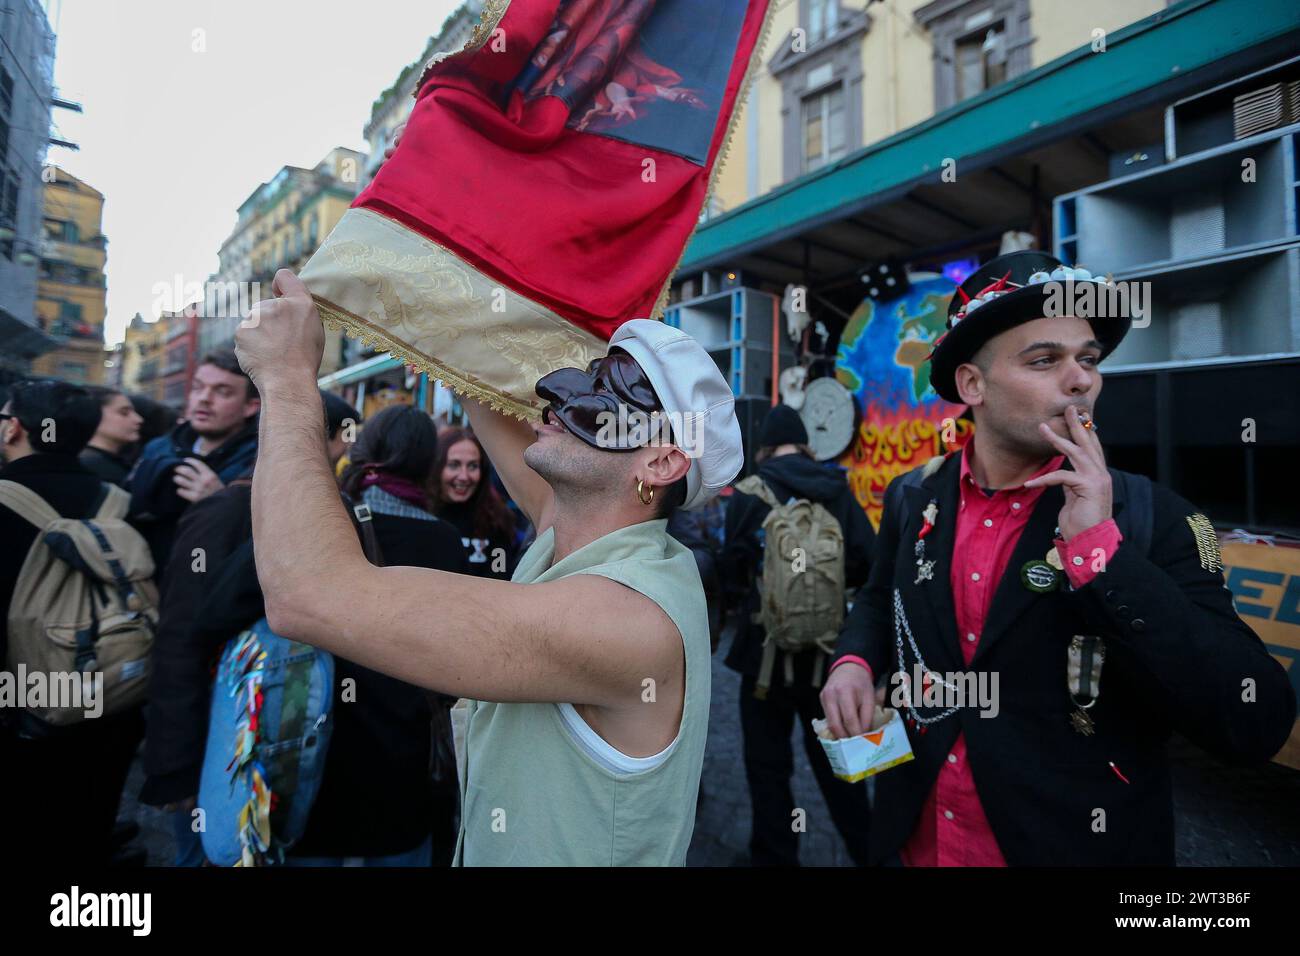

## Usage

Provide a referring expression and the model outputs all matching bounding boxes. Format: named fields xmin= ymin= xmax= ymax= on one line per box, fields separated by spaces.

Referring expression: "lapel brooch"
xmin=914 ymin=499 xmax=938 ymax=584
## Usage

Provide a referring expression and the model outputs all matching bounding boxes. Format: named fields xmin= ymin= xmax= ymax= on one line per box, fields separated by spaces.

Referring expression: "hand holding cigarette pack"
xmin=812 ymin=708 xmax=915 ymax=782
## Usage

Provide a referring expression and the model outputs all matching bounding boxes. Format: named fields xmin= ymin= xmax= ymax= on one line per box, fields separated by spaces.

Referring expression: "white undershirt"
xmin=555 ymin=703 xmax=678 ymax=775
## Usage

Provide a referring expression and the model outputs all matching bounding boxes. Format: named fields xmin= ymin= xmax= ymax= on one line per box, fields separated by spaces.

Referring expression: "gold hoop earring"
xmin=636 ymin=479 xmax=655 ymax=506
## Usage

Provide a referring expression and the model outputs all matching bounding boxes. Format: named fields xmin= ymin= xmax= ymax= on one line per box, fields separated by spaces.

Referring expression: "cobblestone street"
xmin=687 ymin=642 xmax=856 ymax=866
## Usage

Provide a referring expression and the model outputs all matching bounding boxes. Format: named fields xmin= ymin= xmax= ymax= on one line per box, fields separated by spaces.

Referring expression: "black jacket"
xmin=139 ymin=480 xmax=256 ymax=806
xmin=141 ymin=479 xmax=471 ymax=857
xmin=127 ymin=418 xmax=259 ymax=581
xmin=668 ymin=501 xmax=726 ymax=650
xmin=723 ymin=453 xmax=875 ymax=677
xmin=834 ymin=453 xmax=1296 ymax=866
xmin=436 ymin=500 xmax=517 ymax=581
xmin=291 ymin=505 xmax=469 ymax=858
xmin=79 ymin=445 xmax=133 ymax=487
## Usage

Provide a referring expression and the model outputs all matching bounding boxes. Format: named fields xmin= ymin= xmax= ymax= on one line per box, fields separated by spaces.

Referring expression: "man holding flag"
xmin=236 ymin=274 xmax=741 ymax=865
xmin=234 ymin=0 xmax=769 ymax=865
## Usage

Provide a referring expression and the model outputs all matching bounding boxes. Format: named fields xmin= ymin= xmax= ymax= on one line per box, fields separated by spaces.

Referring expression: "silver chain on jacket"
xmin=893 ymin=588 xmax=960 ymax=727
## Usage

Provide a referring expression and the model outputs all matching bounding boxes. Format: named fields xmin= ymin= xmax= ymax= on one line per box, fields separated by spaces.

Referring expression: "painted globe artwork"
xmin=834 ymin=274 xmax=973 ymax=529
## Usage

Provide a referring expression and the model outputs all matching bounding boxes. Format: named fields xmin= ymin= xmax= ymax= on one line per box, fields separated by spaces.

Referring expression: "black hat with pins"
xmin=927 ymin=250 xmax=1133 ymax=403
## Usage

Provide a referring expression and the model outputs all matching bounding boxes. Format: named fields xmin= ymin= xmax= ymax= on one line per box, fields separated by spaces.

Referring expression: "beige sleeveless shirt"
xmin=454 ymin=518 xmax=711 ymax=866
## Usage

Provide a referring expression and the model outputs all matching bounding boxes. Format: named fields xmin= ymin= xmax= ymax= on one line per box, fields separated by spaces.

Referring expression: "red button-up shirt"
xmin=899 ymin=443 xmax=1122 ymax=866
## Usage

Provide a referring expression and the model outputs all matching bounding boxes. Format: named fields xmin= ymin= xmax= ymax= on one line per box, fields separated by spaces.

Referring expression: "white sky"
xmin=48 ymin=0 xmax=460 ymax=346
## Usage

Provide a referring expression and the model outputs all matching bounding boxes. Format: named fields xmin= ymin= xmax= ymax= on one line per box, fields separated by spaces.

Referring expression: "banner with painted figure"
xmin=834 ymin=273 xmax=972 ymax=530
xmin=300 ymin=0 xmax=774 ymax=420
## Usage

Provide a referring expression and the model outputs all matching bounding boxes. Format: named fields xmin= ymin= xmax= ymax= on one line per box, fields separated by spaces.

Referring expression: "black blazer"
xmin=834 ymin=453 xmax=1295 ymax=866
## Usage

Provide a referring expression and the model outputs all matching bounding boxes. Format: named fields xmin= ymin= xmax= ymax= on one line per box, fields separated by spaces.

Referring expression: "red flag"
xmin=302 ymin=0 xmax=773 ymax=418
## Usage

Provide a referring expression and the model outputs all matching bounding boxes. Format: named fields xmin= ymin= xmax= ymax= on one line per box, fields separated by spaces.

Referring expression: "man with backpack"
xmin=820 ymin=251 xmax=1296 ymax=866
xmin=723 ymin=402 xmax=875 ymax=865
xmin=0 ymin=381 xmax=158 ymax=865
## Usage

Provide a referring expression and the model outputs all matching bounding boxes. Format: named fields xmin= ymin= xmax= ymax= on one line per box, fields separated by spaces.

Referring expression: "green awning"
xmin=317 ymin=353 xmax=404 ymax=388
xmin=681 ymin=0 xmax=1300 ymax=272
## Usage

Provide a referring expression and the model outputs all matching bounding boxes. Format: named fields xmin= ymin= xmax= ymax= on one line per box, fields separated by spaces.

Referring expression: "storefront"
xmin=670 ymin=0 xmax=1300 ymax=763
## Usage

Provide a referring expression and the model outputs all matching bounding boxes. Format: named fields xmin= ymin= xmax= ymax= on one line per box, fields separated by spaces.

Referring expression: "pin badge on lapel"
xmin=914 ymin=499 xmax=938 ymax=584
xmin=1020 ymin=559 xmax=1059 ymax=593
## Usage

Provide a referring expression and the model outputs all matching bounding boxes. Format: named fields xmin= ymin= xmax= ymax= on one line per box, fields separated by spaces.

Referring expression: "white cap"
xmin=609 ymin=319 xmax=743 ymax=510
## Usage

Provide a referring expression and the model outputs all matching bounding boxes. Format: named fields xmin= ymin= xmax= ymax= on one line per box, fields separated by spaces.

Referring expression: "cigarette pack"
xmin=812 ymin=708 xmax=915 ymax=782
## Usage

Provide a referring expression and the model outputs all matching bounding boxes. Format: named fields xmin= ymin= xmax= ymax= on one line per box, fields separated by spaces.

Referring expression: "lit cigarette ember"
xmin=1079 ymin=410 xmax=1096 ymax=431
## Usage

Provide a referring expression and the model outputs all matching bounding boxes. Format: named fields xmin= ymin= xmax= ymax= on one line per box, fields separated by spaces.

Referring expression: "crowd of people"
xmin=2 ymin=241 xmax=1296 ymax=867
xmin=0 ymin=335 xmax=873 ymax=868
xmin=0 ymin=350 xmax=531 ymax=867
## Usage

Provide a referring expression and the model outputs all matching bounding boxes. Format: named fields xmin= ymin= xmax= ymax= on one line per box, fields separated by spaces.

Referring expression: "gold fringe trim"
xmin=314 ymin=295 xmax=541 ymax=422
xmin=648 ymin=0 xmax=779 ymax=321
xmin=414 ymin=0 xmax=514 ymax=97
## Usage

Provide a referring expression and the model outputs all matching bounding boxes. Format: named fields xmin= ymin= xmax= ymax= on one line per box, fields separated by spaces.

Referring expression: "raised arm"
xmin=234 ymin=271 xmax=679 ymax=707
xmin=462 ymin=397 xmax=554 ymax=533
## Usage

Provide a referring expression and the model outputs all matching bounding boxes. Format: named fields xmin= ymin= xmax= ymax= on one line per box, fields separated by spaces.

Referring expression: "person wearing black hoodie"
xmin=722 ymin=403 xmax=875 ymax=866
xmin=144 ymin=401 xmax=468 ymax=866
xmin=79 ymin=387 xmax=144 ymax=487
xmin=296 ymin=405 xmax=469 ymax=866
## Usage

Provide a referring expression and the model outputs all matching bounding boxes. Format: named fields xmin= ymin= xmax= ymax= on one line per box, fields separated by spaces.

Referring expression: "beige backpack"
xmin=0 ymin=480 xmax=158 ymax=730
xmin=734 ymin=475 xmax=845 ymax=699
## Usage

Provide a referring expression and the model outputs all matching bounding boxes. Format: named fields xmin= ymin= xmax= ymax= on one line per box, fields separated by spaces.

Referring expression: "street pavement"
xmin=118 ymin=643 xmax=1300 ymax=867
xmin=687 ymin=643 xmax=857 ymax=866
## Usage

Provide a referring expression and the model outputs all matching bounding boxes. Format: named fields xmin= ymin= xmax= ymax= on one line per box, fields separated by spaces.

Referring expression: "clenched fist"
xmin=234 ymin=269 xmax=325 ymax=390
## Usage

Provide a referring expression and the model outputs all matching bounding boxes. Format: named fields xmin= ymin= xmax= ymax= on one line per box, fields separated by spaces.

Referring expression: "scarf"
xmin=360 ymin=469 xmax=431 ymax=511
